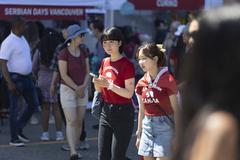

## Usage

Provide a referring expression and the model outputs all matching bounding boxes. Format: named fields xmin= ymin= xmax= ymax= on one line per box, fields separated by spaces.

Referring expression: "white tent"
xmin=204 ymin=0 xmax=223 ymax=9
xmin=0 ymin=0 xmax=126 ymax=9
xmin=0 ymin=0 xmax=104 ymax=7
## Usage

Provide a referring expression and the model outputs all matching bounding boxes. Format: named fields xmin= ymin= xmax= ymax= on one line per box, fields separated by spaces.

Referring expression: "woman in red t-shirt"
xmin=135 ymin=43 xmax=179 ymax=160
xmin=92 ymin=27 xmax=135 ymax=160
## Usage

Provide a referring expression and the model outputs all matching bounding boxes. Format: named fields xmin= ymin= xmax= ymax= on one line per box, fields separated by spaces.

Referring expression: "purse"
xmin=91 ymin=91 xmax=103 ymax=119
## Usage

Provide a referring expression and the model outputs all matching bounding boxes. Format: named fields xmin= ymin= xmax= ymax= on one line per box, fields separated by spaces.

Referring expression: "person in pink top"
xmin=58 ymin=24 xmax=89 ymax=160
xmin=92 ymin=27 xmax=135 ymax=160
xmin=135 ymin=43 xmax=179 ymax=160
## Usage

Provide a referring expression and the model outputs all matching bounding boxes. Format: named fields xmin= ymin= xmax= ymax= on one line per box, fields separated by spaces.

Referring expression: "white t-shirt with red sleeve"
xmin=135 ymin=67 xmax=178 ymax=116
xmin=99 ymin=57 xmax=135 ymax=104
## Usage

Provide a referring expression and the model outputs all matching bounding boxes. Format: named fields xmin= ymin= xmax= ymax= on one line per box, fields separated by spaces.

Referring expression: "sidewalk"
xmin=0 ymin=111 xmax=139 ymax=160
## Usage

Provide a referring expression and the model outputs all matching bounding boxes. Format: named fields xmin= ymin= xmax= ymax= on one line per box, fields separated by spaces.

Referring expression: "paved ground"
xmin=0 ymin=110 xmax=139 ymax=160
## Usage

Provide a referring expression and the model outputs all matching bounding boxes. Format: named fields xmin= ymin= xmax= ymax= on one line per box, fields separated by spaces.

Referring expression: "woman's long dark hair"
xmin=174 ymin=5 xmax=240 ymax=160
xmin=37 ymin=28 xmax=61 ymax=67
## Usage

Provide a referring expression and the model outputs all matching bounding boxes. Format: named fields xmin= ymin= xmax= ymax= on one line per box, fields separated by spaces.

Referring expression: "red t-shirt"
xmin=58 ymin=48 xmax=87 ymax=87
xmin=135 ymin=67 xmax=177 ymax=116
xmin=99 ymin=57 xmax=135 ymax=104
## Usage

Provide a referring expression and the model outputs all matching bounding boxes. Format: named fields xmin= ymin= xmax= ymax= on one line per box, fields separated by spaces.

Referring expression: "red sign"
xmin=0 ymin=5 xmax=91 ymax=20
xmin=129 ymin=0 xmax=204 ymax=10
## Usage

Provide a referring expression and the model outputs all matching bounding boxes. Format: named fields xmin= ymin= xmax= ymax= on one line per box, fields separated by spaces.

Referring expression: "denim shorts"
xmin=138 ymin=115 xmax=174 ymax=158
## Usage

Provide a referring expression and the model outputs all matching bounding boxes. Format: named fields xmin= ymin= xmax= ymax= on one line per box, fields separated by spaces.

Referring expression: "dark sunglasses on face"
xmin=79 ymin=33 xmax=85 ymax=38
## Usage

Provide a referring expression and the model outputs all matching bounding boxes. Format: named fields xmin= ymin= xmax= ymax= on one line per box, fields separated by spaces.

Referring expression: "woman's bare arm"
xmin=93 ymin=77 xmax=135 ymax=99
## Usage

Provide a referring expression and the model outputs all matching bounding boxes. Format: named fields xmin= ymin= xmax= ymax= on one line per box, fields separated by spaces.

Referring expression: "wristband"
xmin=107 ymin=82 xmax=114 ymax=90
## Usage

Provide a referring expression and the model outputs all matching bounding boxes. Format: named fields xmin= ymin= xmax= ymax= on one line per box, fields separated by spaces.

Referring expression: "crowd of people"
xmin=1 ymin=3 xmax=240 ymax=160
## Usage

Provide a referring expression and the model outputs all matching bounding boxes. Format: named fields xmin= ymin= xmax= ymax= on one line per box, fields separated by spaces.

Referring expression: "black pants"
xmin=98 ymin=102 xmax=134 ymax=160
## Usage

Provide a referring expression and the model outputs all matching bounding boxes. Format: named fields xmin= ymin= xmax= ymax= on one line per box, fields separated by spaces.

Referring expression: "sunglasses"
xmin=79 ymin=33 xmax=85 ymax=38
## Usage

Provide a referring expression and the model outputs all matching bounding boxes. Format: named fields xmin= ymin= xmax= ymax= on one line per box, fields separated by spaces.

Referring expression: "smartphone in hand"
xmin=89 ymin=73 xmax=97 ymax=78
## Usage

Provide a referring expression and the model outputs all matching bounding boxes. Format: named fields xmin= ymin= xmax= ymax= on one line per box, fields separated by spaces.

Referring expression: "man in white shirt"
xmin=0 ymin=16 xmax=39 ymax=147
